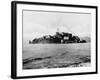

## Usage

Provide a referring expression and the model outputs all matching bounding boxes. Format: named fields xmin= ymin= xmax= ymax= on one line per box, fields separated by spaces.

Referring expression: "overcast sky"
xmin=23 ymin=10 xmax=91 ymax=42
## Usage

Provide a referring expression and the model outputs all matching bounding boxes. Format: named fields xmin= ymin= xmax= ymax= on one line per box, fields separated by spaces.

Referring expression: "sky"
xmin=23 ymin=10 xmax=91 ymax=42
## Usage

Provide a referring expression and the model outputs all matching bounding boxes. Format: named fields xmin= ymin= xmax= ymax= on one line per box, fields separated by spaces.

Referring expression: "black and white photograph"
xmin=23 ymin=10 xmax=91 ymax=69
xmin=11 ymin=1 xmax=97 ymax=79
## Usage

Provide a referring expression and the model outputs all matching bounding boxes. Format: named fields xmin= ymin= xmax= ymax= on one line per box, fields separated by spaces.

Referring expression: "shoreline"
xmin=23 ymin=53 xmax=91 ymax=69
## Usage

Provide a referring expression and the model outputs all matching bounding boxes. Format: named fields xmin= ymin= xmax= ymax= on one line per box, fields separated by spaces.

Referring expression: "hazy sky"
xmin=23 ymin=10 xmax=91 ymax=42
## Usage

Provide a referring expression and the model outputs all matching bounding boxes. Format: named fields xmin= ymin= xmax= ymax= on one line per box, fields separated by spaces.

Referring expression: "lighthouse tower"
xmin=56 ymin=28 xmax=60 ymax=35
xmin=57 ymin=28 xmax=59 ymax=33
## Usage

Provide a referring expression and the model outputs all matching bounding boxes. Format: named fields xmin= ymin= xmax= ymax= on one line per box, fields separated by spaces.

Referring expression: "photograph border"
xmin=11 ymin=1 xmax=98 ymax=79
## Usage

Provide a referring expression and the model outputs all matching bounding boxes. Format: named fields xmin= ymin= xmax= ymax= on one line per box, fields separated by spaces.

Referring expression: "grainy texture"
xmin=23 ymin=43 xmax=91 ymax=69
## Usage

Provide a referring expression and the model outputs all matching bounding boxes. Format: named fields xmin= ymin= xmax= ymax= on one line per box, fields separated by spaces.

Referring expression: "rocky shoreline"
xmin=23 ymin=52 xmax=91 ymax=69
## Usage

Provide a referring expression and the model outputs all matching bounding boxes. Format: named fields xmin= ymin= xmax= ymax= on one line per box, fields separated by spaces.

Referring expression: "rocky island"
xmin=29 ymin=31 xmax=86 ymax=44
